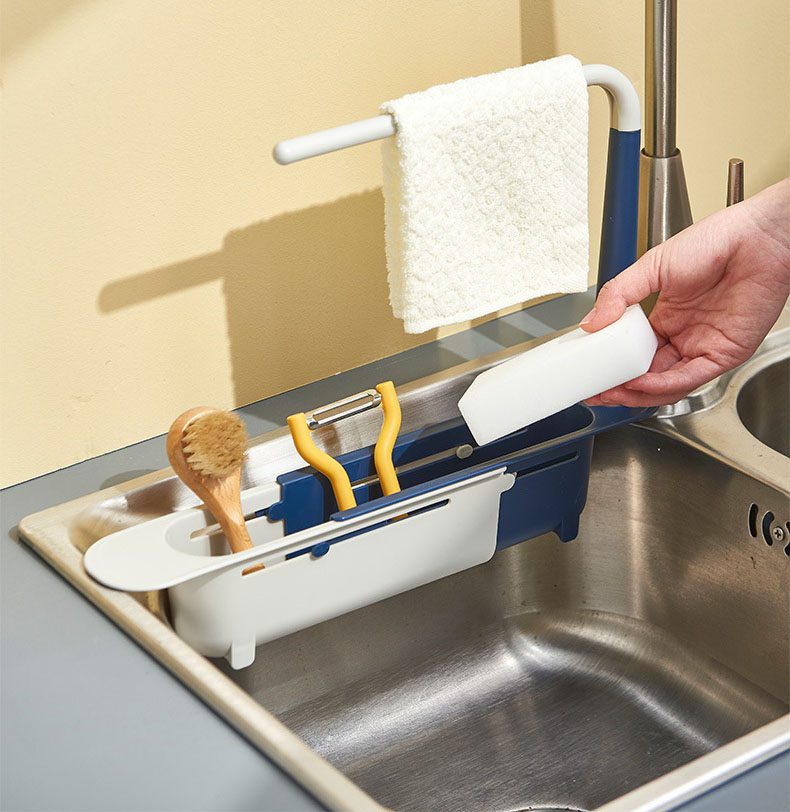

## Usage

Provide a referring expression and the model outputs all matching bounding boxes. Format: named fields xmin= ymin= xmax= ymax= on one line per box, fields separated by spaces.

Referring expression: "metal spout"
xmin=638 ymin=0 xmax=692 ymax=255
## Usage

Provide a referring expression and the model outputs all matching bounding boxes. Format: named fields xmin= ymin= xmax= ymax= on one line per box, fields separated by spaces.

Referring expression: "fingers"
xmin=585 ymin=354 xmax=724 ymax=407
xmin=624 ymin=355 xmax=721 ymax=395
xmin=585 ymin=384 xmax=690 ymax=408
xmin=580 ymin=247 xmax=663 ymax=333
xmin=604 ymin=387 xmax=690 ymax=407
xmin=582 ymin=341 xmax=675 ymax=407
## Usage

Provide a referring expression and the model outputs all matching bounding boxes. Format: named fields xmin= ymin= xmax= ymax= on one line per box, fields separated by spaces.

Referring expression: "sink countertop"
xmin=0 ymin=291 xmax=594 ymax=812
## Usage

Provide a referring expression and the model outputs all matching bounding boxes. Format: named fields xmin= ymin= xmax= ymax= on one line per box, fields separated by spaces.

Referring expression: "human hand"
xmin=581 ymin=178 xmax=790 ymax=407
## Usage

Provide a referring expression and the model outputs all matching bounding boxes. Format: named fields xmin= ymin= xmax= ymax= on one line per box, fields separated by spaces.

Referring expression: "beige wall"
xmin=2 ymin=1 xmax=788 ymax=487
xmin=523 ymin=0 xmax=790 ymax=256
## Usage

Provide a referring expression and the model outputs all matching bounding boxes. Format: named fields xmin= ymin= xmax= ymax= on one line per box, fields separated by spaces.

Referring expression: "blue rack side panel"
xmin=268 ymin=404 xmax=650 ymax=553
xmin=598 ymin=128 xmax=641 ymax=289
xmin=495 ymin=437 xmax=594 ymax=548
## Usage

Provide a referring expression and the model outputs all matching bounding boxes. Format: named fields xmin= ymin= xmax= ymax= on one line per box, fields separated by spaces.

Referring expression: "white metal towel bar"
xmin=273 ymin=63 xmax=640 ymax=165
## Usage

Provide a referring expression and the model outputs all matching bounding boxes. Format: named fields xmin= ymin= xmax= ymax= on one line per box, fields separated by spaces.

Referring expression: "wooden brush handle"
xmin=166 ymin=408 xmax=261 ymax=572
xmin=198 ymin=469 xmax=254 ymax=554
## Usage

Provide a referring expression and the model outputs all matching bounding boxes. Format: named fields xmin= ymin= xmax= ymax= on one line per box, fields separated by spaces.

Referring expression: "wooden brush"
xmin=167 ymin=407 xmax=263 ymax=574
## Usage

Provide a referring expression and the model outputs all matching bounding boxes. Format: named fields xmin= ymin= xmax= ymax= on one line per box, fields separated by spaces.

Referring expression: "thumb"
xmin=580 ymin=246 xmax=662 ymax=332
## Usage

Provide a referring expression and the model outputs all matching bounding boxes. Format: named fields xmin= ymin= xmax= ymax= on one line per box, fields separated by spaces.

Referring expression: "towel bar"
xmin=272 ymin=63 xmax=640 ymax=165
xmin=273 ymin=60 xmax=642 ymax=289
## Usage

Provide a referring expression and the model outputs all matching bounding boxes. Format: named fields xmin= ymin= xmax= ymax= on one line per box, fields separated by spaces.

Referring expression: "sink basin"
xmin=738 ymin=356 xmax=789 ymax=457
xmin=19 ymin=316 xmax=790 ymax=812
xmin=216 ymin=424 xmax=788 ymax=812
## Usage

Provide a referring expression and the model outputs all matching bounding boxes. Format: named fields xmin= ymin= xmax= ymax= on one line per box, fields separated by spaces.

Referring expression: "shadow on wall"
xmin=98 ymin=189 xmax=426 ymax=406
xmin=99 ymin=1 xmax=560 ymax=411
xmin=1 ymin=0 xmax=84 ymax=66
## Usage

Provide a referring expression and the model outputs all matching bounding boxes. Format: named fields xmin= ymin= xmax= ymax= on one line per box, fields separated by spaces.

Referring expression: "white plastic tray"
xmin=85 ymin=468 xmax=514 ymax=668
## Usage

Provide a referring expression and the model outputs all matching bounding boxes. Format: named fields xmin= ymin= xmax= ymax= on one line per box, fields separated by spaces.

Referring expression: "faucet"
xmin=638 ymin=0 xmax=693 ymax=254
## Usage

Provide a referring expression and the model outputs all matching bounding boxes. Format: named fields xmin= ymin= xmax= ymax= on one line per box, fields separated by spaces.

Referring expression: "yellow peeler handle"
xmin=374 ymin=381 xmax=401 ymax=496
xmin=286 ymin=414 xmax=357 ymax=511
xmin=286 ymin=381 xmax=402 ymax=512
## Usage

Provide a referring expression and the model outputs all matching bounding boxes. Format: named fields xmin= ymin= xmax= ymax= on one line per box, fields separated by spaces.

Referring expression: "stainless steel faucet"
xmin=638 ymin=0 xmax=693 ymax=255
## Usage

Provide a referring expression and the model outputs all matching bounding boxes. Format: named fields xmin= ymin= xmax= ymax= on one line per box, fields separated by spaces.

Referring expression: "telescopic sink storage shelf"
xmin=85 ymin=64 xmax=650 ymax=670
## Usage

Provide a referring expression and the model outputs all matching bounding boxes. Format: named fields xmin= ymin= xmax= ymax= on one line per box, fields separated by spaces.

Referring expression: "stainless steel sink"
xmin=19 ymin=314 xmax=790 ymax=812
xmin=215 ymin=424 xmax=788 ymax=812
xmin=738 ymin=355 xmax=789 ymax=457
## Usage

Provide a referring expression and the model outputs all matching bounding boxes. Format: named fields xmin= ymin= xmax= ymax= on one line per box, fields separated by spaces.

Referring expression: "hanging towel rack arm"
xmin=273 ymin=116 xmax=396 ymax=165
xmin=273 ymin=63 xmax=640 ymax=165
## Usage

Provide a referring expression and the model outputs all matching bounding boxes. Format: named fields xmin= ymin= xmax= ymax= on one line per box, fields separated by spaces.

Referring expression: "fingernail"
xmin=580 ymin=307 xmax=596 ymax=326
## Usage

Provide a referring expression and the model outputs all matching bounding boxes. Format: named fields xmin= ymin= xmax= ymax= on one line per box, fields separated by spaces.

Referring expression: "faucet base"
xmin=637 ymin=148 xmax=693 ymax=256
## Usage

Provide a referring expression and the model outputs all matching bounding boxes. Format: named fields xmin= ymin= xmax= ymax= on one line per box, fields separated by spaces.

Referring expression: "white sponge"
xmin=458 ymin=305 xmax=658 ymax=445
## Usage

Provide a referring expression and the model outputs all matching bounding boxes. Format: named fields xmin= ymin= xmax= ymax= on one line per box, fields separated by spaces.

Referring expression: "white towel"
xmin=381 ymin=54 xmax=589 ymax=334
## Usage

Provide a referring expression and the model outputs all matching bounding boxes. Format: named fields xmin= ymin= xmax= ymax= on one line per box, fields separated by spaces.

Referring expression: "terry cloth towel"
xmin=381 ymin=54 xmax=589 ymax=334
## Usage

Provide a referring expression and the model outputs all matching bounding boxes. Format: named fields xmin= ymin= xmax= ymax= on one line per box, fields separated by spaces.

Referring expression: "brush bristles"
xmin=181 ymin=411 xmax=247 ymax=478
